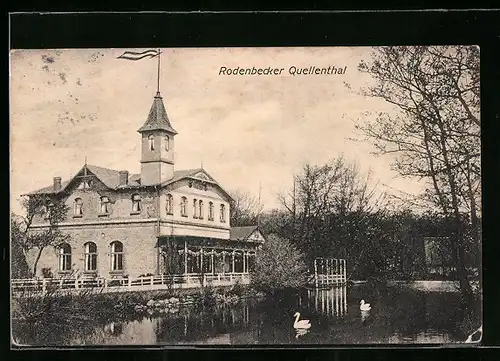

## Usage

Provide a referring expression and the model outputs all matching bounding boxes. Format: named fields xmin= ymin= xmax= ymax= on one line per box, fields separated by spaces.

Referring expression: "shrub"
xmin=41 ymin=268 xmax=53 ymax=279
xmin=251 ymin=234 xmax=308 ymax=293
xmin=201 ymin=284 xmax=217 ymax=306
xmin=229 ymin=280 xmax=244 ymax=297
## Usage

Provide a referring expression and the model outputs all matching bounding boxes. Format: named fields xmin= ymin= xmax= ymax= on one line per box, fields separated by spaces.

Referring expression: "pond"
xmin=12 ymin=283 xmax=481 ymax=346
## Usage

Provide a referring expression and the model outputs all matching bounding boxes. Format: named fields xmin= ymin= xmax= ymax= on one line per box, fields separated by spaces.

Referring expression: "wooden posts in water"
xmin=314 ymin=258 xmax=318 ymax=288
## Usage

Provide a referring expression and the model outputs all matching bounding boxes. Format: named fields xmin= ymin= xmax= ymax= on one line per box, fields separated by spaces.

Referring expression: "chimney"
xmin=53 ymin=177 xmax=62 ymax=192
xmin=119 ymin=171 xmax=129 ymax=186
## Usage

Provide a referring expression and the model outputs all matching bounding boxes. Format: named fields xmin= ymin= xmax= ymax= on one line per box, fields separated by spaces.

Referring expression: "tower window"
xmin=74 ymin=198 xmax=83 ymax=217
xmin=220 ymin=204 xmax=226 ymax=223
xmin=208 ymin=202 xmax=214 ymax=221
xmin=166 ymin=194 xmax=173 ymax=215
xmin=132 ymin=194 xmax=141 ymax=213
xmin=164 ymin=136 xmax=170 ymax=151
xmin=100 ymin=196 xmax=109 ymax=214
xmin=180 ymin=197 xmax=187 ymax=217
xmin=110 ymin=241 xmax=124 ymax=272
xmin=84 ymin=242 xmax=98 ymax=272
xmin=148 ymin=135 xmax=155 ymax=151
xmin=59 ymin=243 xmax=72 ymax=271
xmin=193 ymin=198 xmax=198 ymax=218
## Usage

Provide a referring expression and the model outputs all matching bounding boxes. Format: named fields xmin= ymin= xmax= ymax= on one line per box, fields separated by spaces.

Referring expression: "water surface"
xmin=12 ymin=284 xmax=481 ymax=346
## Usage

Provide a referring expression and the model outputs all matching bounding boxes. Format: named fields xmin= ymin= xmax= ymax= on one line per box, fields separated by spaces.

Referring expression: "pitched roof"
xmin=137 ymin=92 xmax=177 ymax=134
xmin=26 ymin=180 xmax=71 ymax=195
xmin=230 ymin=225 xmax=260 ymax=241
xmin=26 ymin=165 xmax=231 ymax=201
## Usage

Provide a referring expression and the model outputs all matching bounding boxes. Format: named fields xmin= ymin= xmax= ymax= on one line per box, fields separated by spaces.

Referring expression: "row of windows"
xmin=58 ymin=241 xmax=123 ymax=272
xmin=148 ymin=135 xmax=170 ymax=151
xmin=168 ymin=195 xmax=226 ymax=222
xmin=73 ymin=194 xmax=143 ymax=216
xmin=73 ymin=194 xmax=227 ymax=222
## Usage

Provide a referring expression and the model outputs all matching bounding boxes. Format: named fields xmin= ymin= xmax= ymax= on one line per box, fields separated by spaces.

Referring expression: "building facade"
xmin=25 ymin=91 xmax=265 ymax=281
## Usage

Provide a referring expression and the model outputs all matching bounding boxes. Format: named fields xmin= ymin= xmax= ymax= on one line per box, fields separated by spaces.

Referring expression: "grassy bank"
xmin=11 ymin=282 xmax=264 ymax=325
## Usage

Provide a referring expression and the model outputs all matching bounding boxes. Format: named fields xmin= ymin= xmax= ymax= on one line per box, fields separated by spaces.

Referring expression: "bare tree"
xmin=229 ymin=189 xmax=263 ymax=227
xmin=356 ymin=46 xmax=480 ymax=295
xmin=278 ymin=155 xmax=386 ymax=267
xmin=11 ymin=196 xmax=70 ymax=277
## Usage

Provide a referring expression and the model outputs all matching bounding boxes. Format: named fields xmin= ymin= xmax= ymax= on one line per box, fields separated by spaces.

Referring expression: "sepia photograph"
xmin=9 ymin=46 xmax=482 ymax=346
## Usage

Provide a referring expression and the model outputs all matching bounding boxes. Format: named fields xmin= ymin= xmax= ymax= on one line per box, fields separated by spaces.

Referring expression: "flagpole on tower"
xmin=157 ymin=48 xmax=161 ymax=93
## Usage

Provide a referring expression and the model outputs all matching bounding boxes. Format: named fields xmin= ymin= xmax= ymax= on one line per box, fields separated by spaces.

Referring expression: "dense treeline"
xmin=230 ymin=155 xmax=481 ymax=284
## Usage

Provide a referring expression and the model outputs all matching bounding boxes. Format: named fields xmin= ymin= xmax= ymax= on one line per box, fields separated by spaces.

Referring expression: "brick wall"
xmin=27 ymin=222 xmax=158 ymax=278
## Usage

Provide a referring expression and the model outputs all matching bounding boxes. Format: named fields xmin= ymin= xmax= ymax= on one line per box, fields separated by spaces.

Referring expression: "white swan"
xmin=360 ymin=300 xmax=371 ymax=311
xmin=293 ymin=312 xmax=311 ymax=329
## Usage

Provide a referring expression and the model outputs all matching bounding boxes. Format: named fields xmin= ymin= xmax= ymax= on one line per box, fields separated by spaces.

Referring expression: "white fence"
xmin=11 ymin=273 xmax=251 ymax=296
xmin=312 ymin=257 xmax=347 ymax=288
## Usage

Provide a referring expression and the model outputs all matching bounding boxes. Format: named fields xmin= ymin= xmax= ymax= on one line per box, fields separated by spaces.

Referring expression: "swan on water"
xmin=360 ymin=300 xmax=371 ymax=311
xmin=293 ymin=312 xmax=311 ymax=329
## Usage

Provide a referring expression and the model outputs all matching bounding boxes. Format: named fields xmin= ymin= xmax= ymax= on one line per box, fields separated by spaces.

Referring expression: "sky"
xmin=10 ymin=47 xmax=425 ymax=215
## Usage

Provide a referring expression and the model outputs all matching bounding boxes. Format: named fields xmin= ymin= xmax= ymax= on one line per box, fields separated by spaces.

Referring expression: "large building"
xmin=25 ymin=90 xmax=265 ymax=281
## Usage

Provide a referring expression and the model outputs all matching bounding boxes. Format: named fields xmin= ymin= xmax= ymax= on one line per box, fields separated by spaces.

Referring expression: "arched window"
xmin=100 ymin=196 xmax=109 ymax=214
xmin=199 ymin=200 xmax=204 ymax=219
xmin=84 ymin=242 xmax=97 ymax=272
xmin=59 ymin=243 xmax=72 ymax=271
xmin=74 ymin=198 xmax=83 ymax=216
xmin=164 ymin=135 xmax=170 ymax=151
xmin=132 ymin=194 xmax=141 ymax=212
xmin=208 ymin=202 xmax=214 ymax=221
xmin=148 ymin=135 xmax=155 ymax=151
xmin=110 ymin=241 xmax=123 ymax=271
xmin=220 ymin=204 xmax=226 ymax=223
xmin=180 ymin=197 xmax=187 ymax=217
xmin=166 ymin=194 xmax=173 ymax=215
xmin=193 ymin=198 xmax=198 ymax=218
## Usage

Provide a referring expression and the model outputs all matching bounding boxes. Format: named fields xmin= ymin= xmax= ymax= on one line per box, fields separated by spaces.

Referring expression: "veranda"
xmin=158 ymin=236 xmax=258 ymax=277
xmin=12 ymin=236 xmax=260 ymax=296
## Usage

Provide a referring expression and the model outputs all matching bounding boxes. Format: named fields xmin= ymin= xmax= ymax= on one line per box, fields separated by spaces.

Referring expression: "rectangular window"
xmin=208 ymin=202 xmax=214 ymax=221
xmin=132 ymin=194 xmax=141 ymax=213
xmin=100 ymin=196 xmax=109 ymax=214
xmin=220 ymin=204 xmax=226 ymax=223
xmin=193 ymin=199 xmax=198 ymax=218
xmin=181 ymin=197 xmax=187 ymax=217
xmin=74 ymin=198 xmax=83 ymax=217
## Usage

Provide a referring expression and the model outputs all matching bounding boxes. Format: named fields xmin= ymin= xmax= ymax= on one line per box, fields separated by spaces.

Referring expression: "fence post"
xmin=75 ymin=278 xmax=79 ymax=289
xmin=128 ymin=277 xmax=132 ymax=288
xmin=343 ymin=259 xmax=347 ymax=284
xmin=314 ymin=258 xmax=318 ymax=288
xmin=150 ymin=276 xmax=154 ymax=289
xmin=42 ymin=278 xmax=47 ymax=294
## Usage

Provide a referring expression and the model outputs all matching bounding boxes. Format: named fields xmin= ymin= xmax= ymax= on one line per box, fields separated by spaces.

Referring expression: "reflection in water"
xmin=295 ymin=329 xmax=309 ymax=339
xmin=308 ymin=286 xmax=348 ymax=317
xmin=12 ymin=284 xmax=481 ymax=346
xmin=360 ymin=310 xmax=370 ymax=323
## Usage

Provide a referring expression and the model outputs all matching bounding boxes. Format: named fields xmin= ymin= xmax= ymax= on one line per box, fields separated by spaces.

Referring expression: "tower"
xmin=138 ymin=91 xmax=178 ymax=185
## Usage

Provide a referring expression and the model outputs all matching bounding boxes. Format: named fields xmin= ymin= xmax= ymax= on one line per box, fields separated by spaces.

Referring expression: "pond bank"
xmin=12 ymin=284 xmax=266 ymax=324
xmin=349 ymin=280 xmax=480 ymax=293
